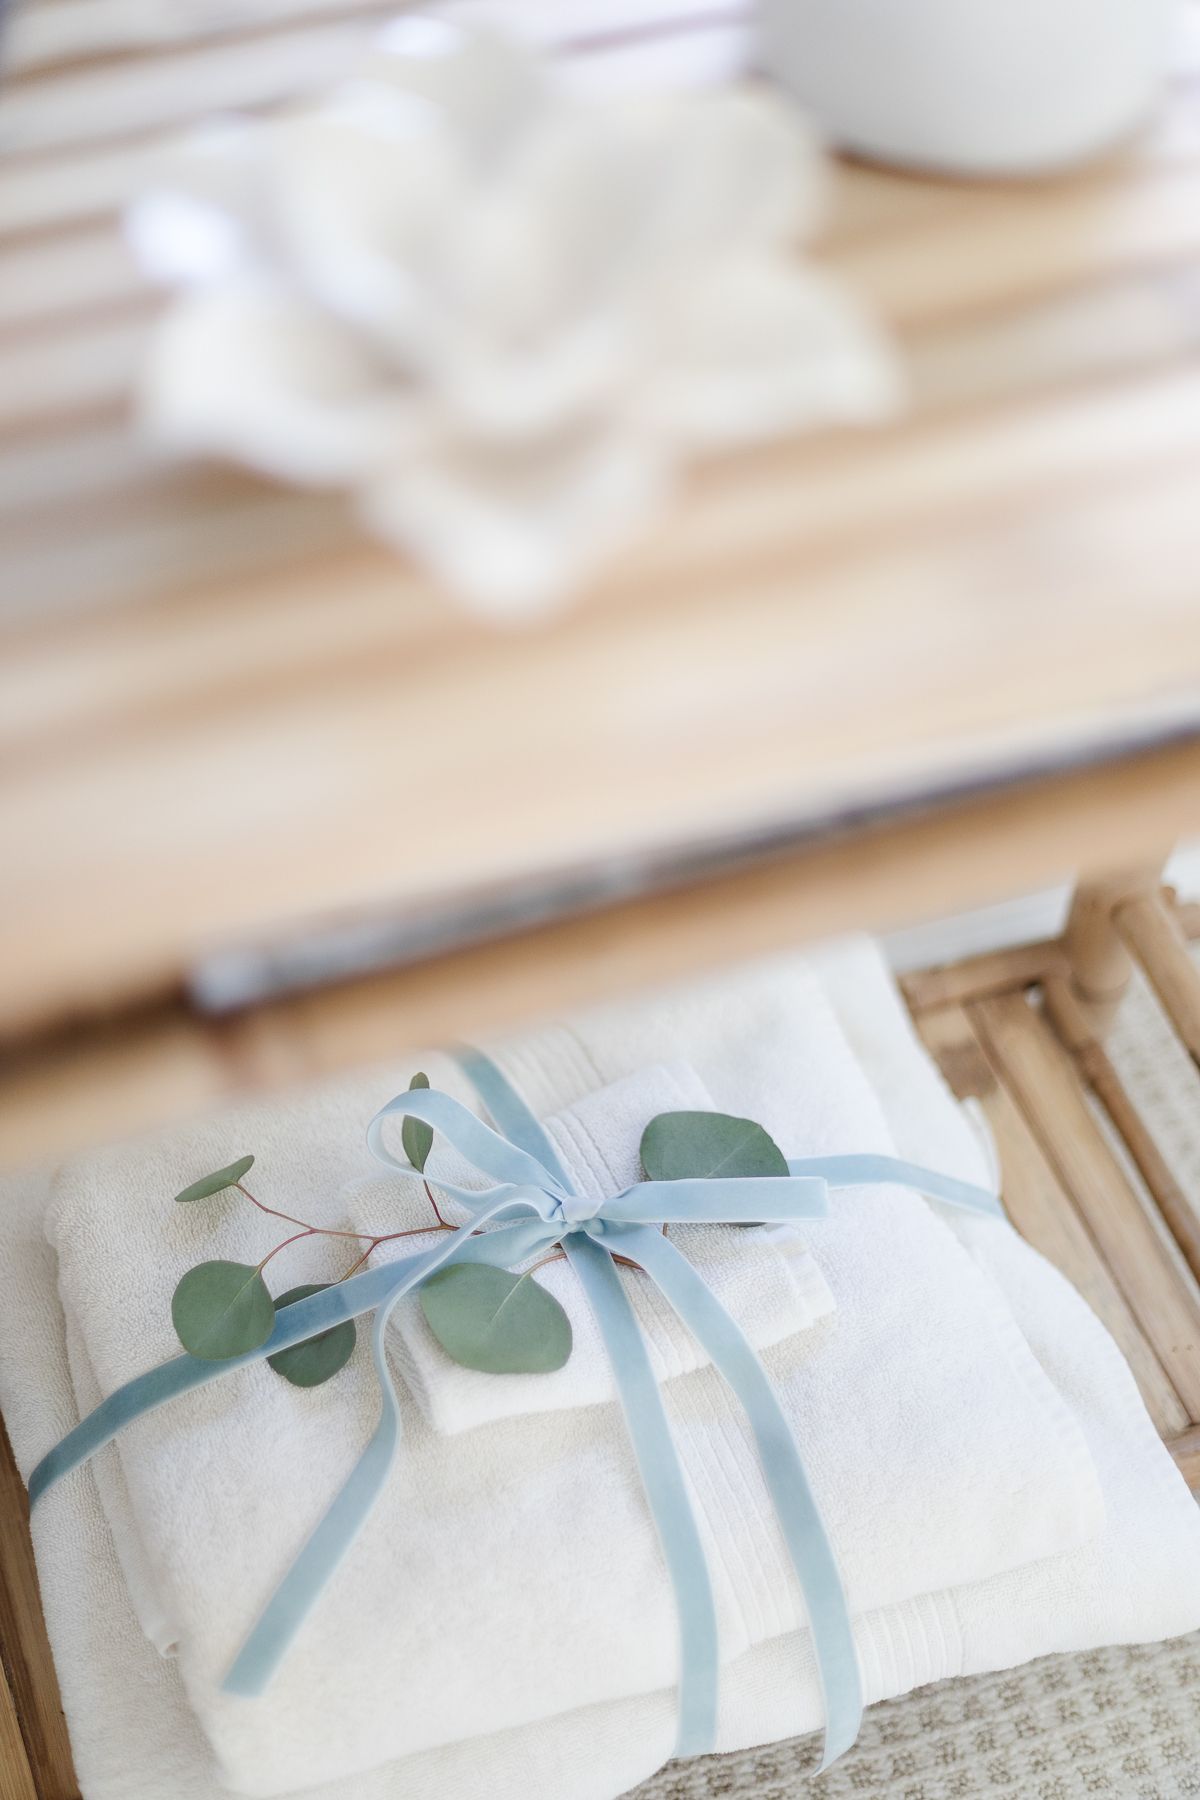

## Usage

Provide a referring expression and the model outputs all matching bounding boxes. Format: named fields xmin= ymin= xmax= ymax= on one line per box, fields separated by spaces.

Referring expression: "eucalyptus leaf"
xmin=420 ymin=1264 xmax=572 ymax=1374
xmin=267 ymin=1284 xmax=357 ymax=1388
xmin=402 ymin=1071 xmax=433 ymax=1175
xmin=172 ymin=1259 xmax=275 ymax=1360
xmin=173 ymin=1154 xmax=255 ymax=1204
xmin=640 ymin=1111 xmax=788 ymax=1182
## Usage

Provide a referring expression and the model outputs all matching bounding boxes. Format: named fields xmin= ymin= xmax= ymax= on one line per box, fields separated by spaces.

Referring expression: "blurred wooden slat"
xmin=8 ymin=269 xmax=1200 ymax=556
xmin=0 ymin=7 xmax=751 ymax=229
xmin=10 ymin=345 xmax=1200 ymax=624
xmin=0 ymin=137 xmax=175 ymax=239
xmin=0 ymin=20 xmax=383 ymax=156
xmin=8 ymin=155 xmax=1200 ymax=404
xmin=5 ymin=0 xmax=398 ymax=79
xmin=4 ymin=0 xmax=748 ymax=80
xmin=837 ymin=161 xmax=1200 ymax=328
xmin=0 ymin=315 xmax=147 ymax=437
xmin=5 ymin=737 xmax=1200 ymax=1168
xmin=0 ymin=1011 xmax=242 ymax=1168
xmin=0 ymin=230 xmax=144 ymax=335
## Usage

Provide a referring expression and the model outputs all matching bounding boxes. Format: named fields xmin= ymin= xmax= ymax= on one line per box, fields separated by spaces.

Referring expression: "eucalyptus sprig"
xmin=167 ymin=1092 xmax=787 ymax=1389
xmin=169 ymin=1073 xmax=455 ymax=1387
xmin=640 ymin=1111 xmax=788 ymax=1182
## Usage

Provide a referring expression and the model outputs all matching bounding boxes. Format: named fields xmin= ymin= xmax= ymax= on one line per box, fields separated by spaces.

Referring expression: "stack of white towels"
xmin=2 ymin=937 xmax=1199 ymax=1800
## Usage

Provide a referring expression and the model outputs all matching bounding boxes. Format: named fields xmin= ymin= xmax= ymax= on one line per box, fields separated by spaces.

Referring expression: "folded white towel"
xmin=3 ymin=941 xmax=1199 ymax=1800
xmin=354 ymin=1059 xmax=835 ymax=1435
xmin=811 ymin=937 xmax=991 ymax=1189
xmin=40 ymin=956 xmax=1100 ymax=1796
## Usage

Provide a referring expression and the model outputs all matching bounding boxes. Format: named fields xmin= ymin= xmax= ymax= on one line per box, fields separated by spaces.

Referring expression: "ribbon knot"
xmin=28 ymin=1046 xmax=1004 ymax=1777
xmin=557 ymin=1192 xmax=605 ymax=1225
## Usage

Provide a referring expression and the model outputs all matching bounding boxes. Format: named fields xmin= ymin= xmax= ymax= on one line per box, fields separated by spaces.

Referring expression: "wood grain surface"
xmin=5 ymin=0 xmax=1200 ymax=1064
xmin=6 ymin=734 xmax=1200 ymax=1169
xmin=0 ymin=1423 xmax=77 ymax=1800
xmin=906 ymin=902 xmax=1200 ymax=1485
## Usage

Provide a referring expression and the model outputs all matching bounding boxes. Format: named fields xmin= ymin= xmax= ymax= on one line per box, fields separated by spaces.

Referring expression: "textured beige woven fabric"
xmin=633 ymin=964 xmax=1200 ymax=1800
xmin=633 ymin=1637 xmax=1200 ymax=1799
xmin=633 ymin=1648 xmax=1194 ymax=1800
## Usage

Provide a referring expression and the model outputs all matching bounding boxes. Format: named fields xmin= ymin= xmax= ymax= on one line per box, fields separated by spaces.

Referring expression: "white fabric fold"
xmin=352 ymin=1058 xmax=834 ymax=1435
xmin=4 ymin=1140 xmax=1199 ymax=1800
xmin=32 ymin=956 xmax=1106 ymax=1796
xmin=1 ymin=940 xmax=1198 ymax=1800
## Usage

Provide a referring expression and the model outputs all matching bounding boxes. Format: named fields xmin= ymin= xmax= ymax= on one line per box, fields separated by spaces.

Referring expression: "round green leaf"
xmin=173 ymin=1154 xmax=255 ymax=1203
xmin=640 ymin=1111 xmax=788 ymax=1182
xmin=171 ymin=1260 xmax=275 ymax=1360
xmin=267 ymin=1285 xmax=357 ymax=1389
xmin=401 ymin=1072 xmax=433 ymax=1175
xmin=420 ymin=1264 xmax=572 ymax=1374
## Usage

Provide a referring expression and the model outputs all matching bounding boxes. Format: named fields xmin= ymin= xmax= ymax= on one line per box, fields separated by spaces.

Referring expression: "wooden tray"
xmin=5 ymin=896 xmax=1200 ymax=1800
xmin=8 ymin=0 xmax=1200 ymax=1076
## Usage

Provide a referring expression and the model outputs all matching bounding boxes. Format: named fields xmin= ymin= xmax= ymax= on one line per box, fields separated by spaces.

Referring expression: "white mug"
xmin=759 ymin=0 xmax=1174 ymax=176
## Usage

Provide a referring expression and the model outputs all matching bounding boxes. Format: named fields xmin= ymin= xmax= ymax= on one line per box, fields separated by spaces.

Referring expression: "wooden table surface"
xmin=6 ymin=1 xmax=1200 ymax=1161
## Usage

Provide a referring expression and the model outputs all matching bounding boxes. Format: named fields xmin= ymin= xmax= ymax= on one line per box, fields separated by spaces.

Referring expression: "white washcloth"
xmin=353 ymin=1059 xmax=835 ymax=1435
xmin=3 ymin=941 xmax=1200 ymax=1800
xmin=40 ymin=957 xmax=1101 ymax=1795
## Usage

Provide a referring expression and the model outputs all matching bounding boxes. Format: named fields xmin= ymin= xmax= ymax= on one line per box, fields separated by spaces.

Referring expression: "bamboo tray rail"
xmin=7 ymin=890 xmax=1200 ymax=1800
xmin=902 ymin=887 xmax=1200 ymax=1487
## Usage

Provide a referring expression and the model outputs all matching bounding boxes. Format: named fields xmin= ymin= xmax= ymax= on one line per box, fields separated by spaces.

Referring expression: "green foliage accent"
xmin=420 ymin=1264 xmax=572 ymax=1374
xmin=173 ymin=1154 xmax=255 ymax=1203
xmin=267 ymin=1285 xmax=357 ymax=1388
xmin=640 ymin=1111 xmax=788 ymax=1182
xmin=402 ymin=1071 xmax=433 ymax=1175
xmin=172 ymin=1260 xmax=275 ymax=1360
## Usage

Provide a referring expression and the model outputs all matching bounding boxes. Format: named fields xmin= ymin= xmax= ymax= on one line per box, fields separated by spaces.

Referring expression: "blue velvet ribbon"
xmin=29 ymin=1050 xmax=1002 ymax=1772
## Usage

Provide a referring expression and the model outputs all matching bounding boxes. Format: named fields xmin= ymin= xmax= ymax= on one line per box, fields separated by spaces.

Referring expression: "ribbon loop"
xmin=366 ymin=1087 xmax=565 ymax=1206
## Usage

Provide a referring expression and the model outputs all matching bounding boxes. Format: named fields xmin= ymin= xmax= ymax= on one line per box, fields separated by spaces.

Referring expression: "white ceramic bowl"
xmin=759 ymin=0 xmax=1174 ymax=176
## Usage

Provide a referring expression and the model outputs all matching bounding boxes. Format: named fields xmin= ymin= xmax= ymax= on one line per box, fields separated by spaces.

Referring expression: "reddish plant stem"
xmin=239 ymin=1180 xmax=648 ymax=1284
xmin=526 ymin=1249 xmax=567 ymax=1273
xmin=337 ymin=1218 xmax=461 ymax=1281
xmin=238 ymin=1180 xmax=463 ymax=1287
xmin=237 ymin=1183 xmax=377 ymax=1242
xmin=256 ymin=1228 xmax=317 ymax=1274
xmin=423 ymin=1180 xmax=453 ymax=1228
xmin=339 ymin=1239 xmax=381 ymax=1281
